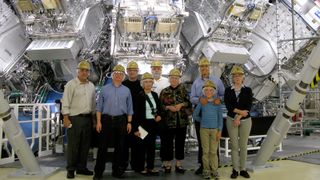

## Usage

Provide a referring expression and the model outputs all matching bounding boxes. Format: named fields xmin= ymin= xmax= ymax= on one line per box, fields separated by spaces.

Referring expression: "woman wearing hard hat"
xmin=224 ymin=66 xmax=253 ymax=179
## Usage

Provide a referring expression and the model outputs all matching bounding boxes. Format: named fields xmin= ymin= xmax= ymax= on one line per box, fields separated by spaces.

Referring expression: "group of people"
xmin=61 ymin=57 xmax=253 ymax=180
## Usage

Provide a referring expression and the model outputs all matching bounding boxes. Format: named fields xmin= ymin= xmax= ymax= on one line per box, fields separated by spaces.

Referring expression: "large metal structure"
xmin=251 ymin=40 xmax=320 ymax=168
xmin=1 ymin=0 xmax=318 ymax=98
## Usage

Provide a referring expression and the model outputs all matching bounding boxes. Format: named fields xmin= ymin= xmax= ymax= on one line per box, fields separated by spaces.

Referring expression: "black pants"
xmin=135 ymin=119 xmax=157 ymax=170
xmin=123 ymin=133 xmax=141 ymax=171
xmin=94 ymin=114 xmax=127 ymax=176
xmin=195 ymin=121 xmax=220 ymax=166
xmin=130 ymin=134 xmax=143 ymax=171
xmin=162 ymin=127 xmax=187 ymax=161
xmin=158 ymin=121 xmax=166 ymax=162
xmin=67 ymin=115 xmax=92 ymax=171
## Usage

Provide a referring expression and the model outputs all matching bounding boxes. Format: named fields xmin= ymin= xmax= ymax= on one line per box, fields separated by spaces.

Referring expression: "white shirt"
xmin=152 ymin=76 xmax=170 ymax=96
xmin=145 ymin=93 xmax=156 ymax=119
xmin=61 ymin=78 xmax=96 ymax=116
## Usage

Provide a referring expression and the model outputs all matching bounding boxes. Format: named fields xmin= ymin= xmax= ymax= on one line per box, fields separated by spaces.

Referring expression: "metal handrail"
xmin=0 ymin=103 xmax=60 ymax=165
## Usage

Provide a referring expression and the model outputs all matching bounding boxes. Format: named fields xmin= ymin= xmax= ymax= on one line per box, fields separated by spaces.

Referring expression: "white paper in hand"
xmin=138 ymin=126 xmax=148 ymax=140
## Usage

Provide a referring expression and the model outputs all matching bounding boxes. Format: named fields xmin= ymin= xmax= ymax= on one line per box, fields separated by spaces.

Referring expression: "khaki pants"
xmin=226 ymin=116 xmax=252 ymax=171
xmin=200 ymin=128 xmax=219 ymax=173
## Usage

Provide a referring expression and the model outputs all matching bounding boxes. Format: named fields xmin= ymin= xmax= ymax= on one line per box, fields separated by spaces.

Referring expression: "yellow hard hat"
xmin=198 ymin=56 xmax=210 ymax=66
xmin=169 ymin=68 xmax=181 ymax=77
xmin=127 ymin=61 xmax=139 ymax=69
xmin=151 ymin=60 xmax=162 ymax=67
xmin=113 ymin=64 xmax=125 ymax=73
xmin=231 ymin=65 xmax=244 ymax=75
xmin=202 ymin=80 xmax=216 ymax=89
xmin=77 ymin=60 xmax=90 ymax=70
xmin=141 ymin=72 xmax=153 ymax=80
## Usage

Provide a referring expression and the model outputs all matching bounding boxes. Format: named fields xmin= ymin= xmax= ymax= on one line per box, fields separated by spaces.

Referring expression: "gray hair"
xmin=140 ymin=79 xmax=154 ymax=88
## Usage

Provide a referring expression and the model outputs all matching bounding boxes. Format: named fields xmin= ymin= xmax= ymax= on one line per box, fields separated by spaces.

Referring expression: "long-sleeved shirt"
xmin=123 ymin=79 xmax=143 ymax=121
xmin=62 ymin=78 xmax=95 ymax=116
xmin=122 ymin=79 xmax=143 ymax=103
xmin=224 ymin=85 xmax=253 ymax=120
xmin=193 ymin=103 xmax=223 ymax=131
xmin=159 ymin=84 xmax=192 ymax=128
xmin=96 ymin=83 xmax=133 ymax=116
xmin=190 ymin=76 xmax=225 ymax=105
xmin=152 ymin=76 xmax=170 ymax=96
xmin=133 ymin=91 xmax=162 ymax=133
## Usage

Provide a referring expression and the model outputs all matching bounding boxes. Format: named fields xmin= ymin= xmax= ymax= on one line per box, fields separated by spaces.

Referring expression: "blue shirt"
xmin=193 ymin=103 xmax=223 ymax=131
xmin=96 ymin=83 xmax=133 ymax=116
xmin=190 ymin=76 xmax=225 ymax=105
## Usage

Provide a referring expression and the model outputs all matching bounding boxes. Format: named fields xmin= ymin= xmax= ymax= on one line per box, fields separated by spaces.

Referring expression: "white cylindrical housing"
xmin=0 ymin=91 xmax=41 ymax=174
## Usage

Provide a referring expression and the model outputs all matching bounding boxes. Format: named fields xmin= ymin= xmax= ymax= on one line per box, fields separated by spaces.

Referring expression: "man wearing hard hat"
xmin=150 ymin=60 xmax=170 ymax=166
xmin=190 ymin=56 xmax=225 ymax=175
xmin=150 ymin=60 xmax=170 ymax=96
xmin=62 ymin=60 xmax=96 ymax=179
xmin=122 ymin=60 xmax=143 ymax=172
xmin=94 ymin=64 xmax=133 ymax=180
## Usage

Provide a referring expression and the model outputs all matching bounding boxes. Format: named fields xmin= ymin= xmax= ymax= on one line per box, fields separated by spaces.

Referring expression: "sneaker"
xmin=212 ymin=171 xmax=220 ymax=179
xmin=195 ymin=165 xmax=203 ymax=175
xmin=202 ymin=172 xmax=211 ymax=179
xmin=230 ymin=169 xmax=238 ymax=179
xmin=240 ymin=170 xmax=250 ymax=178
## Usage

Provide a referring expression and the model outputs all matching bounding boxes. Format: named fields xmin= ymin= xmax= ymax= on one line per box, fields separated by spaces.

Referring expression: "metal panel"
xmin=244 ymin=28 xmax=278 ymax=76
xmin=26 ymin=39 xmax=83 ymax=60
xmin=181 ymin=11 xmax=210 ymax=50
xmin=0 ymin=11 xmax=30 ymax=74
xmin=202 ymin=41 xmax=250 ymax=64
xmin=76 ymin=4 xmax=105 ymax=47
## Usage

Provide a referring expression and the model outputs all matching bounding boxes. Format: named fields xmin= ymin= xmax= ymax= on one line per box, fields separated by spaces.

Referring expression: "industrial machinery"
xmin=1 ymin=0 xmax=318 ymax=101
xmin=1 ymin=0 xmax=320 ymax=174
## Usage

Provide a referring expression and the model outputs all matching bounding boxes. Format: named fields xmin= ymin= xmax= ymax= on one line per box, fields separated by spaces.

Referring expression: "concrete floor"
xmin=0 ymin=160 xmax=319 ymax=180
xmin=1 ymin=135 xmax=320 ymax=180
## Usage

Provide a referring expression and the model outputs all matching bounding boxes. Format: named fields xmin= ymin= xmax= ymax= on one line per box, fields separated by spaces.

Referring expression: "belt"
xmin=76 ymin=113 xmax=92 ymax=117
xmin=105 ymin=114 xmax=126 ymax=120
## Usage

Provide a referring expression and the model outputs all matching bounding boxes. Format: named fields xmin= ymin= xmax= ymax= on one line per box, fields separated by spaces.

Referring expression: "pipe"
xmin=0 ymin=90 xmax=41 ymax=174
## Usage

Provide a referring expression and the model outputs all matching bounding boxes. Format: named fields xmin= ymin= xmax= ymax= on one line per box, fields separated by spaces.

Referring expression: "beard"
xmin=152 ymin=72 xmax=161 ymax=80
